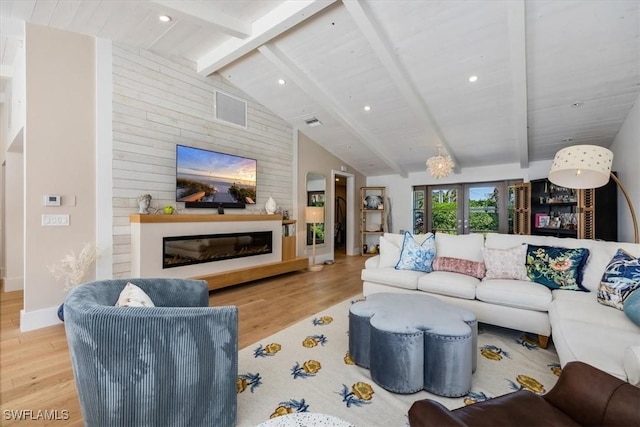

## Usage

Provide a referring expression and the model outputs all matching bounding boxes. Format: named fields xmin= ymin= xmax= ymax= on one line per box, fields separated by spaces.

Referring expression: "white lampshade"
xmin=548 ymin=145 xmax=613 ymax=189
xmin=305 ymin=206 xmax=324 ymax=223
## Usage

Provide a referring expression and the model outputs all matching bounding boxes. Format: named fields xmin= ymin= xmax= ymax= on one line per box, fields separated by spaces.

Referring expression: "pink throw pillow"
xmin=432 ymin=257 xmax=486 ymax=279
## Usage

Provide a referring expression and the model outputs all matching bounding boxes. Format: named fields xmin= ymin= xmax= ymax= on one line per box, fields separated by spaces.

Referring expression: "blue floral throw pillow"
xmin=525 ymin=245 xmax=590 ymax=291
xmin=597 ymin=249 xmax=640 ymax=310
xmin=395 ymin=232 xmax=436 ymax=273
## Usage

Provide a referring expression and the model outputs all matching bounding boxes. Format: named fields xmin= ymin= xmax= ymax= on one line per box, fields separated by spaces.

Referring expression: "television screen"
xmin=176 ymin=145 xmax=256 ymax=208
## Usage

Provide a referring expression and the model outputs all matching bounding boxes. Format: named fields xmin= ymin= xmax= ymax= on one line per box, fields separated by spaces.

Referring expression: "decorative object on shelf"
xmin=265 ymin=196 xmax=277 ymax=215
xmin=365 ymin=223 xmax=381 ymax=232
xmin=426 ymin=145 xmax=455 ymax=179
xmin=306 ymin=206 xmax=325 ymax=272
xmin=535 ymin=213 xmax=550 ymax=228
xmin=137 ymin=194 xmax=152 ymax=214
xmin=363 ymin=194 xmax=383 ymax=209
xmin=217 ymin=203 xmax=225 ymax=215
xmin=163 ymin=205 xmax=175 ymax=215
xmin=549 ymin=144 xmax=638 ymax=243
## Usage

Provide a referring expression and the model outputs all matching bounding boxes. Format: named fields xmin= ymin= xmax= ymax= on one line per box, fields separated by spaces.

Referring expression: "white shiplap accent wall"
xmin=111 ymin=44 xmax=294 ymax=277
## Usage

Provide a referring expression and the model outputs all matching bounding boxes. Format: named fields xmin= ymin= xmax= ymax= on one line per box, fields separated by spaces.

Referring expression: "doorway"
xmin=331 ymin=170 xmax=355 ymax=258
xmin=413 ymin=181 xmax=517 ymax=235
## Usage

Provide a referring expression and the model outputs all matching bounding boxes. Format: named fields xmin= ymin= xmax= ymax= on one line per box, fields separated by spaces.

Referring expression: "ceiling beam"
xmin=197 ymin=0 xmax=336 ymax=76
xmin=259 ymin=43 xmax=408 ymax=177
xmin=151 ymin=1 xmax=251 ymax=39
xmin=343 ymin=0 xmax=460 ymax=172
xmin=506 ymin=0 xmax=529 ymax=168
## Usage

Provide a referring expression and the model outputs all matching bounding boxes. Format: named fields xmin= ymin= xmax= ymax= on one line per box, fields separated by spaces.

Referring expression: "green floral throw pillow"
xmin=526 ymin=245 xmax=590 ymax=291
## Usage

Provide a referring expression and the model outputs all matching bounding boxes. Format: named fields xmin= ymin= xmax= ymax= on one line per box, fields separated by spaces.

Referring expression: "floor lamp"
xmin=548 ymin=144 xmax=638 ymax=243
xmin=306 ymin=206 xmax=324 ymax=272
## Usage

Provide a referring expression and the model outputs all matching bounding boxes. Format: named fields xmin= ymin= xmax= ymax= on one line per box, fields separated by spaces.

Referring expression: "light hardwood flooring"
xmin=0 ymin=254 xmax=365 ymax=426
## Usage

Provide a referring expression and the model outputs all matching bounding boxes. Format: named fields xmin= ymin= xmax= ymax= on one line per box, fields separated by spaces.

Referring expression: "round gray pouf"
xmin=349 ymin=293 xmax=477 ymax=397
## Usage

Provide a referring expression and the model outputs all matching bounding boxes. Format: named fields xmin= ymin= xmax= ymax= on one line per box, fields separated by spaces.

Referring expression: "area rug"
xmin=237 ymin=296 xmax=561 ymax=426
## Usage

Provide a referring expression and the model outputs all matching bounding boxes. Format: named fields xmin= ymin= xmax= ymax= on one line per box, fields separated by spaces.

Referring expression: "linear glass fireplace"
xmin=163 ymin=231 xmax=273 ymax=268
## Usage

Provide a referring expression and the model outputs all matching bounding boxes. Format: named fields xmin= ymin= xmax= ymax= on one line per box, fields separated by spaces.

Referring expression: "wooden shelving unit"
xmin=360 ymin=187 xmax=386 ymax=256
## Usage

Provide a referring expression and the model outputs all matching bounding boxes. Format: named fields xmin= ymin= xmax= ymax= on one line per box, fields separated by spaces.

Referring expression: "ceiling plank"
xmin=506 ymin=0 xmax=529 ymax=168
xmin=197 ymin=0 xmax=337 ymax=77
xmin=259 ymin=43 xmax=408 ymax=177
xmin=151 ymin=0 xmax=251 ymax=39
xmin=343 ymin=0 xmax=459 ymax=172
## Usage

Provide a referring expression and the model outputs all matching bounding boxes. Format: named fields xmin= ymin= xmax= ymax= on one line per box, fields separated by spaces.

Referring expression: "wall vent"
xmin=215 ymin=91 xmax=247 ymax=128
xmin=304 ymin=117 xmax=323 ymax=127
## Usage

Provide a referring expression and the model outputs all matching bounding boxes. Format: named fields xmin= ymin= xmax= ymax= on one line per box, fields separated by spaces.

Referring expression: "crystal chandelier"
xmin=426 ymin=145 xmax=454 ymax=178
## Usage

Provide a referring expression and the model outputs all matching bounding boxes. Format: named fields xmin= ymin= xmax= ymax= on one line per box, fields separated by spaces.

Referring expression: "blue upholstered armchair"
xmin=64 ymin=278 xmax=238 ymax=427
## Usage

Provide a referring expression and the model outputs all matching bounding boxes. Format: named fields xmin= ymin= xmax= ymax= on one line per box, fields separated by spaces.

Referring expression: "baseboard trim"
xmin=3 ymin=276 xmax=24 ymax=292
xmin=20 ymin=306 xmax=62 ymax=332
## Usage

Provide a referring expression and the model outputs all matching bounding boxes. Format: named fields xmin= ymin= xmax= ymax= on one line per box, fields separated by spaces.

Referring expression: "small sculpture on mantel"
xmin=265 ymin=196 xmax=277 ymax=215
xmin=137 ymin=194 xmax=152 ymax=214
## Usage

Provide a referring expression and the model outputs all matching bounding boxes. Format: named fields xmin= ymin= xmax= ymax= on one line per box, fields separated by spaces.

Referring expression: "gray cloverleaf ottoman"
xmin=349 ymin=293 xmax=477 ymax=397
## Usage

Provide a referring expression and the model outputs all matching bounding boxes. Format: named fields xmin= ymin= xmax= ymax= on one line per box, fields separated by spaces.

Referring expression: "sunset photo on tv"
xmin=176 ymin=145 xmax=257 ymax=205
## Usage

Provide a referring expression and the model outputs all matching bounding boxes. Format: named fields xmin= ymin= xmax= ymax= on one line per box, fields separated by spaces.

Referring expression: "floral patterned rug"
xmin=237 ymin=296 xmax=561 ymax=426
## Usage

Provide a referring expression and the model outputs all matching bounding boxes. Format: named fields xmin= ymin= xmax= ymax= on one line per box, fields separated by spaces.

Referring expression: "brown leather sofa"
xmin=409 ymin=361 xmax=640 ymax=427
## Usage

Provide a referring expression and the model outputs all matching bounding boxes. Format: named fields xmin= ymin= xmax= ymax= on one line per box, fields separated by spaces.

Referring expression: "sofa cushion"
xmin=432 ymin=256 xmax=486 ymax=279
xmin=435 ymin=233 xmax=484 ymax=262
xmin=549 ymin=298 xmax=640 ymax=380
xmin=482 ymin=244 xmax=529 ymax=280
xmin=484 ymin=232 xmax=549 ymax=249
xmin=623 ymin=288 xmax=640 ymax=327
xmin=395 ymin=232 xmax=436 ymax=273
xmin=597 ymin=249 xmax=640 ymax=310
xmin=417 ymin=271 xmax=479 ymax=300
xmin=624 ymin=346 xmax=640 ymax=386
xmin=550 ymin=296 xmax=640 ymax=332
xmin=476 ymin=280 xmax=551 ymax=312
xmin=361 ymin=267 xmax=424 ymax=290
xmin=526 ymin=245 xmax=590 ymax=292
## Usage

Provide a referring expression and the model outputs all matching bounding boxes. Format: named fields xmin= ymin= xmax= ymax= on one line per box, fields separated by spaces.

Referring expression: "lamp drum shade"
xmin=548 ymin=145 xmax=613 ymax=189
xmin=305 ymin=206 xmax=324 ymax=223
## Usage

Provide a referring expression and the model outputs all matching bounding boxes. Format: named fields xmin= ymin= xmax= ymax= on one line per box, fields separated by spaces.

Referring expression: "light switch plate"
xmin=42 ymin=214 xmax=69 ymax=226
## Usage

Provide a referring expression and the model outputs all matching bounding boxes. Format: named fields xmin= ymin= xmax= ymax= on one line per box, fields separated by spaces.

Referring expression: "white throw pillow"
xmin=379 ymin=236 xmax=402 ymax=268
xmin=116 ymin=282 xmax=155 ymax=307
xmin=482 ymin=244 xmax=529 ymax=280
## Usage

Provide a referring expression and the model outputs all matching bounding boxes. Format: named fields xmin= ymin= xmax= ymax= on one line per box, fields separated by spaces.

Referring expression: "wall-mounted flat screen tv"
xmin=176 ymin=145 xmax=257 ymax=209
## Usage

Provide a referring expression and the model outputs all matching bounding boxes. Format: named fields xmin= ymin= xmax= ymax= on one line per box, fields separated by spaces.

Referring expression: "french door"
xmin=413 ymin=181 xmax=517 ymax=235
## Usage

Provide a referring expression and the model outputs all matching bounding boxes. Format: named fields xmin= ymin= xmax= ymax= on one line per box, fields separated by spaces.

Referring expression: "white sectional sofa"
xmin=361 ymin=232 xmax=640 ymax=383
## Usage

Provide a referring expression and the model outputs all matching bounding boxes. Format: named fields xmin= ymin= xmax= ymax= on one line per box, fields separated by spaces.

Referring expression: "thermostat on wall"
xmin=44 ymin=194 xmax=61 ymax=206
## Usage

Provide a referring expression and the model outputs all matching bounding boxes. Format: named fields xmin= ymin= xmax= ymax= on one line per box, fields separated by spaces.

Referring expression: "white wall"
xmin=22 ymin=24 xmax=96 ymax=330
xmin=610 ymin=95 xmax=640 ymax=243
xmin=367 ymin=160 xmax=553 ymax=234
xmin=111 ymin=44 xmax=295 ymax=277
xmin=3 ymin=151 xmax=23 ymax=292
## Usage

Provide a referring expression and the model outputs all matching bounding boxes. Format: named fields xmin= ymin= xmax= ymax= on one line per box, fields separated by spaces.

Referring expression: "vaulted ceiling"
xmin=1 ymin=0 xmax=638 ymax=177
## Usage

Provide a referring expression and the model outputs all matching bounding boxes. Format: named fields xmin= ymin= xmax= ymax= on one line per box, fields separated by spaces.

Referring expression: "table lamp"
xmin=305 ymin=206 xmax=325 ymax=271
xmin=548 ymin=144 xmax=638 ymax=243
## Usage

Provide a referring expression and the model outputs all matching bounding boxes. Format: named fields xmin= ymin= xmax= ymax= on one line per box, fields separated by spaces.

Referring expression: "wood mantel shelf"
xmin=130 ymin=214 xmax=284 ymax=223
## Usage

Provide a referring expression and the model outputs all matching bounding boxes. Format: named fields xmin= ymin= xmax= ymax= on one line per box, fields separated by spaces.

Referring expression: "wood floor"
xmin=0 ymin=254 xmax=365 ymax=426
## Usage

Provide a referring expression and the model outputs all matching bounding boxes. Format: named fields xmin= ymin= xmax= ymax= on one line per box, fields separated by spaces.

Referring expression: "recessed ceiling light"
xmin=278 ymin=79 xmax=286 ymax=85
xmin=363 ymin=105 xmax=371 ymax=111
xmin=468 ymin=75 xmax=478 ymax=83
xmin=159 ymin=15 xmax=172 ymax=22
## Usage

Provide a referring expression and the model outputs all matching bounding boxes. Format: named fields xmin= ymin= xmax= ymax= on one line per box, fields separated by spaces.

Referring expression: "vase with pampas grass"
xmin=49 ymin=242 xmax=99 ymax=321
